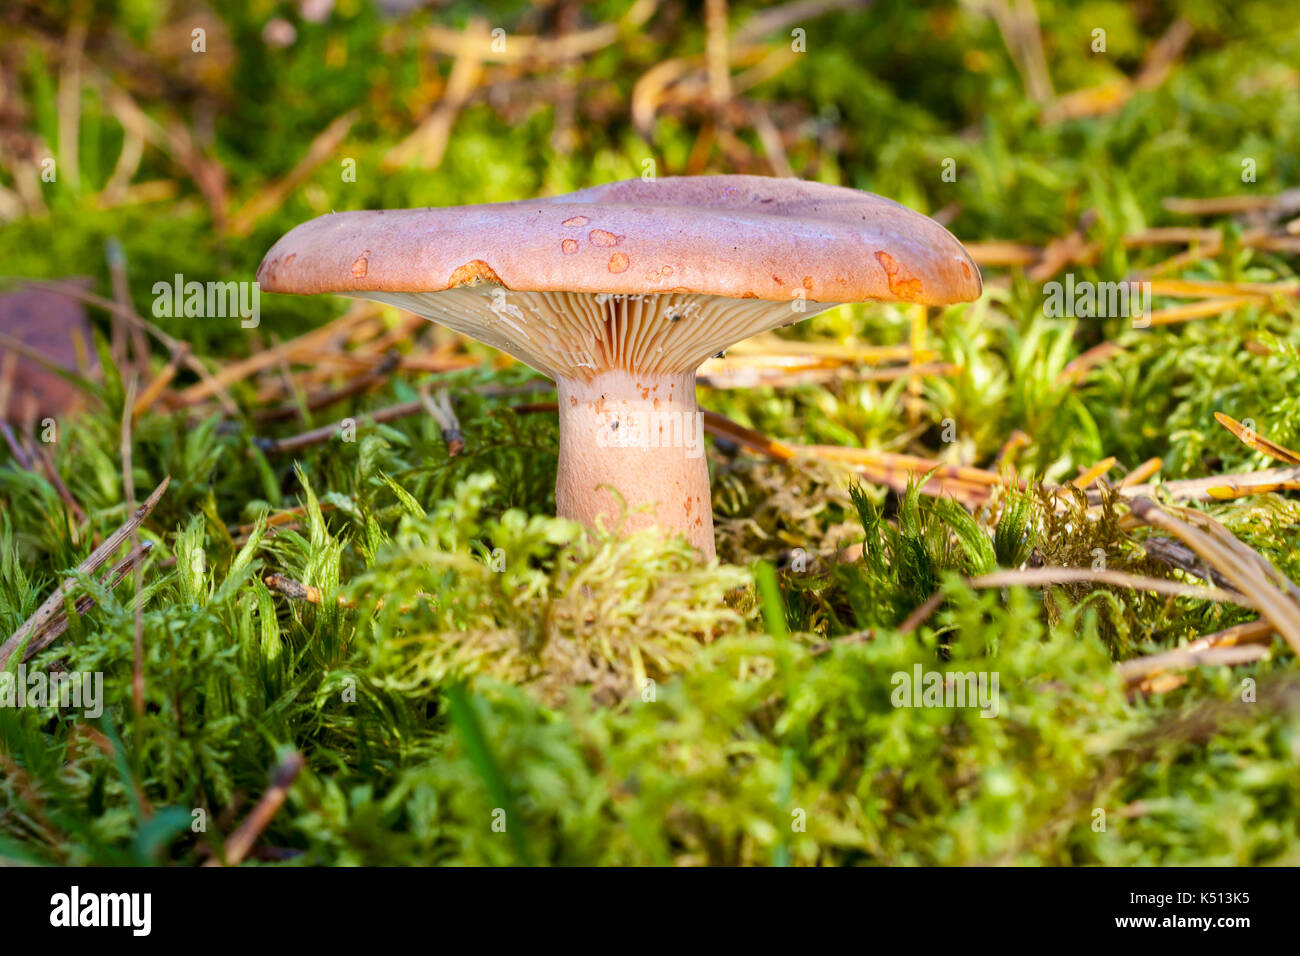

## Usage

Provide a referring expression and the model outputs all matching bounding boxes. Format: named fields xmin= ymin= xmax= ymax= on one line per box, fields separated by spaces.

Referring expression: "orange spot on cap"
xmin=448 ymin=259 xmax=503 ymax=287
xmin=608 ymin=252 xmax=630 ymax=273
xmin=874 ymin=250 xmax=924 ymax=300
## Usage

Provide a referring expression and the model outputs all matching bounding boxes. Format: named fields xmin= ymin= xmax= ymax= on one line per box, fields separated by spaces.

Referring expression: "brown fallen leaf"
xmin=0 ymin=282 xmax=100 ymax=427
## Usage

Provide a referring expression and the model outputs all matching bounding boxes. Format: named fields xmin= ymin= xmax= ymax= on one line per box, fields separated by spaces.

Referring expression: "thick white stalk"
xmin=555 ymin=370 xmax=714 ymax=559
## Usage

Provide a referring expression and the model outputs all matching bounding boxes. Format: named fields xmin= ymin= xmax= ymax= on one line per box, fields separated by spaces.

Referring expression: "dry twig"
xmin=0 ymin=476 xmax=170 ymax=667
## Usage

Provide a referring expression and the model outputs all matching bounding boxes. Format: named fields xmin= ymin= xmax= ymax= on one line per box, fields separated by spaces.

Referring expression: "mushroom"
xmin=257 ymin=175 xmax=981 ymax=561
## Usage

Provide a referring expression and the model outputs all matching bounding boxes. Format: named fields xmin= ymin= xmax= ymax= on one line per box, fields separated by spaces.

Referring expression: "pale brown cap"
xmin=258 ymin=175 xmax=980 ymax=306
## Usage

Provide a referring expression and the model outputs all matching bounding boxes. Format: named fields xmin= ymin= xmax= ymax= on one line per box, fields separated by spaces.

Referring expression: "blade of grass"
xmin=444 ymin=681 xmax=535 ymax=866
xmin=753 ymin=560 xmax=788 ymax=639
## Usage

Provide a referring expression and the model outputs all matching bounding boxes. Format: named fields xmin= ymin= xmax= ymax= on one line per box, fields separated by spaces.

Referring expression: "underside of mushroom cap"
xmin=359 ymin=287 xmax=838 ymax=380
xmin=257 ymin=174 xmax=982 ymax=307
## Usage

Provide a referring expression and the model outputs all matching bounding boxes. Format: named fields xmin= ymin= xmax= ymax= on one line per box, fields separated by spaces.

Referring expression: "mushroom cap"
xmin=257 ymin=175 xmax=981 ymax=306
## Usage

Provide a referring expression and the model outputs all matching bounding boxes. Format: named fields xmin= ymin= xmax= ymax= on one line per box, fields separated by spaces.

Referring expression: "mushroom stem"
xmin=555 ymin=369 xmax=715 ymax=560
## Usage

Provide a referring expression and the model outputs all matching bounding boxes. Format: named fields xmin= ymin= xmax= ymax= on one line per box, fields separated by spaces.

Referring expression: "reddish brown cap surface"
xmin=258 ymin=175 xmax=981 ymax=306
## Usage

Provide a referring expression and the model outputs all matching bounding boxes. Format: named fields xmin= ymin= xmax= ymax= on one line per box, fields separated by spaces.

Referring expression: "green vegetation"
xmin=1 ymin=0 xmax=1299 ymax=865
